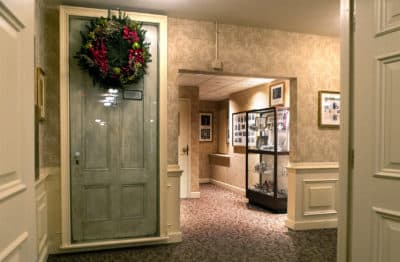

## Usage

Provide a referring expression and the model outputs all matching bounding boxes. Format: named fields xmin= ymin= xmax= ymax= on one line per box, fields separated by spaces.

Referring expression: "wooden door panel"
xmin=0 ymin=1 xmax=36 ymax=260
xmin=120 ymin=95 xmax=145 ymax=169
xmin=120 ymin=184 xmax=145 ymax=219
xmin=69 ymin=17 xmax=159 ymax=242
xmin=83 ymin=87 xmax=111 ymax=170
xmin=376 ymin=55 xmax=400 ymax=175
xmin=84 ymin=185 xmax=112 ymax=221
xmin=351 ymin=0 xmax=400 ymax=260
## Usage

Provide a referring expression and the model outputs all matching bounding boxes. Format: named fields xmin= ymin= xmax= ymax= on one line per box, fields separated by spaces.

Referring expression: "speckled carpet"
xmin=48 ymin=184 xmax=337 ymax=262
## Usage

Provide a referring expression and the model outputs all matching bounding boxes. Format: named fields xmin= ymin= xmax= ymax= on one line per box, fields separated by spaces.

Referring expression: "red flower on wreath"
xmin=90 ymin=39 xmax=108 ymax=74
xmin=122 ymin=26 xmax=140 ymax=43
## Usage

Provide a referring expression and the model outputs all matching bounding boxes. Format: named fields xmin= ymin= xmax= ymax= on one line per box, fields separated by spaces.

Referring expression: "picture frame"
xmin=270 ymin=82 xmax=285 ymax=107
xmin=36 ymin=67 xmax=46 ymax=121
xmin=318 ymin=91 xmax=340 ymax=128
xmin=232 ymin=112 xmax=247 ymax=146
xmin=199 ymin=112 xmax=213 ymax=142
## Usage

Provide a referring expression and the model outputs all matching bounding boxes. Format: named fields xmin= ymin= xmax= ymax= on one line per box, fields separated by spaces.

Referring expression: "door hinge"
xmin=350 ymin=149 xmax=354 ymax=169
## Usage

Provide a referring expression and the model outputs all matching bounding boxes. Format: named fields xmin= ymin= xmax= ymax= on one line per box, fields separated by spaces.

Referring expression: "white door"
xmin=178 ymin=99 xmax=190 ymax=198
xmin=351 ymin=0 xmax=400 ymax=261
xmin=0 ymin=0 xmax=37 ymax=261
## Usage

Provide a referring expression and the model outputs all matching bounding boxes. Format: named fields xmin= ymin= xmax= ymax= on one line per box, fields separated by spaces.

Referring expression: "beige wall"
xmin=217 ymin=100 xmax=229 ymax=154
xmin=38 ymin=2 xmax=60 ymax=168
xmin=199 ymin=101 xmax=219 ymax=179
xmin=168 ymin=18 xmax=340 ymax=167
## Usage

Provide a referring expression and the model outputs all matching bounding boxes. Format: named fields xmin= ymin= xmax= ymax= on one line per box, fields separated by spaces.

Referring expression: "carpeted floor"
xmin=48 ymin=184 xmax=337 ymax=262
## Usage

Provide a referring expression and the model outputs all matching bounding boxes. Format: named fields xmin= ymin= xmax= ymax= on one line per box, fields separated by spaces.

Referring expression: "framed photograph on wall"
xmin=318 ymin=91 xmax=340 ymax=128
xmin=199 ymin=112 xmax=213 ymax=142
xmin=270 ymin=82 xmax=285 ymax=107
xmin=232 ymin=112 xmax=247 ymax=146
xmin=36 ymin=67 xmax=46 ymax=121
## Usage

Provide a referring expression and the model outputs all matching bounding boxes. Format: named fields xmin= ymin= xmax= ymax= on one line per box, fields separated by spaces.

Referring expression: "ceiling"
xmin=178 ymin=70 xmax=276 ymax=101
xmin=58 ymin=0 xmax=340 ymax=36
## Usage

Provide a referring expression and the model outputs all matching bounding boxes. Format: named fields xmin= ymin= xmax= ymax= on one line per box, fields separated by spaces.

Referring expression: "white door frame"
xmin=338 ymin=0 xmax=352 ymax=261
xmin=59 ymin=5 xmax=168 ymax=250
xmin=178 ymin=98 xmax=191 ymax=198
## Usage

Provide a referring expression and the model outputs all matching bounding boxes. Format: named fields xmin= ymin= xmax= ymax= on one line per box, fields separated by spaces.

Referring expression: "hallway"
xmin=49 ymin=184 xmax=336 ymax=262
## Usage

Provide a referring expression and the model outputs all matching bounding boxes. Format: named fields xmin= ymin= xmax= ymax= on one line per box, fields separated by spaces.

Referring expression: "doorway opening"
xmin=178 ymin=70 xmax=296 ymax=206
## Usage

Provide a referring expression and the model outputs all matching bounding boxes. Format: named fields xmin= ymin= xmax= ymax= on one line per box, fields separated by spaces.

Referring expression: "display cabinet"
xmin=245 ymin=107 xmax=290 ymax=212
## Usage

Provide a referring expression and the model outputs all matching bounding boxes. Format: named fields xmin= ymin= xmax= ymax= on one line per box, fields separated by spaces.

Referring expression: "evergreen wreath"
xmin=75 ymin=11 xmax=151 ymax=89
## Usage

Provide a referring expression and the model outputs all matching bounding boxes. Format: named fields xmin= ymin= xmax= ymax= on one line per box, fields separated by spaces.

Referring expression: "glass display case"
xmin=245 ymin=107 xmax=290 ymax=212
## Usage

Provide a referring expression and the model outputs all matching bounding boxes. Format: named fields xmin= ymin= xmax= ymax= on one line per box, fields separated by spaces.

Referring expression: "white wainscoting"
xmin=285 ymin=162 xmax=339 ymax=230
xmin=35 ymin=170 xmax=49 ymax=262
xmin=167 ymin=165 xmax=183 ymax=243
xmin=45 ymin=167 xmax=61 ymax=254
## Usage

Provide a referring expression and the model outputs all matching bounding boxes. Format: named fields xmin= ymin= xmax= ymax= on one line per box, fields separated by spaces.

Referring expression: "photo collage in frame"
xmin=232 ymin=112 xmax=246 ymax=146
xmin=247 ymin=113 xmax=258 ymax=147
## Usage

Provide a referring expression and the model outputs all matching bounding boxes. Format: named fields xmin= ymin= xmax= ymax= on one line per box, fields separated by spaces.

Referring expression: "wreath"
xmin=75 ymin=11 xmax=151 ymax=89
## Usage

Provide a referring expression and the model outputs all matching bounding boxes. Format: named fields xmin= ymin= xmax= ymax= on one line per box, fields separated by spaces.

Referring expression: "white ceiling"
xmin=57 ymin=0 xmax=340 ymax=36
xmin=178 ymin=71 xmax=275 ymax=101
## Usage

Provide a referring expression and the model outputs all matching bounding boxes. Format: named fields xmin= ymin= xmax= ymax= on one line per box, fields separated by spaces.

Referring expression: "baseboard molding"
xmin=199 ymin=178 xmax=210 ymax=184
xmin=210 ymin=179 xmax=245 ymax=196
xmin=167 ymin=232 xmax=182 ymax=243
xmin=285 ymin=218 xmax=337 ymax=231
xmin=190 ymin=191 xmax=200 ymax=198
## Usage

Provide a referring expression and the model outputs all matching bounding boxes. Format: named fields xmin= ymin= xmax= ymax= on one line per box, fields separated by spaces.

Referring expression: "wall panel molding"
xmin=0 ymin=2 xmax=25 ymax=33
xmin=286 ymin=162 xmax=339 ymax=230
xmin=375 ymin=52 xmax=400 ymax=180
xmin=0 ymin=180 xmax=27 ymax=202
xmin=372 ymin=207 xmax=400 ymax=262
xmin=376 ymin=0 xmax=400 ymax=36
xmin=0 ymin=232 xmax=28 ymax=261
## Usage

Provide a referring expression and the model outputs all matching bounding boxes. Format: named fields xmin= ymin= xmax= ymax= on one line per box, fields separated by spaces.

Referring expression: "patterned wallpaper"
xmin=39 ymin=11 xmax=340 ymax=168
xmin=38 ymin=2 xmax=60 ymax=168
xmin=169 ymin=18 xmax=340 ymax=164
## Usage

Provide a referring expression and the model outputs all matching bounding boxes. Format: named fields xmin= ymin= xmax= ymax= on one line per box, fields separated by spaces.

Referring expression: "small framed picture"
xmin=318 ymin=91 xmax=340 ymax=128
xmin=36 ymin=67 xmax=46 ymax=121
xmin=200 ymin=128 xmax=212 ymax=141
xmin=270 ymin=82 xmax=285 ymax=107
xmin=199 ymin=112 xmax=213 ymax=142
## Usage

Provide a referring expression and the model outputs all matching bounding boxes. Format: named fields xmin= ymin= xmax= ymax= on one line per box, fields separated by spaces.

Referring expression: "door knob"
xmin=74 ymin=152 xmax=80 ymax=165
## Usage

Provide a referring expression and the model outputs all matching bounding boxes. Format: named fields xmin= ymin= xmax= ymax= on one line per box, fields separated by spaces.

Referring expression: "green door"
xmin=69 ymin=16 xmax=159 ymax=242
